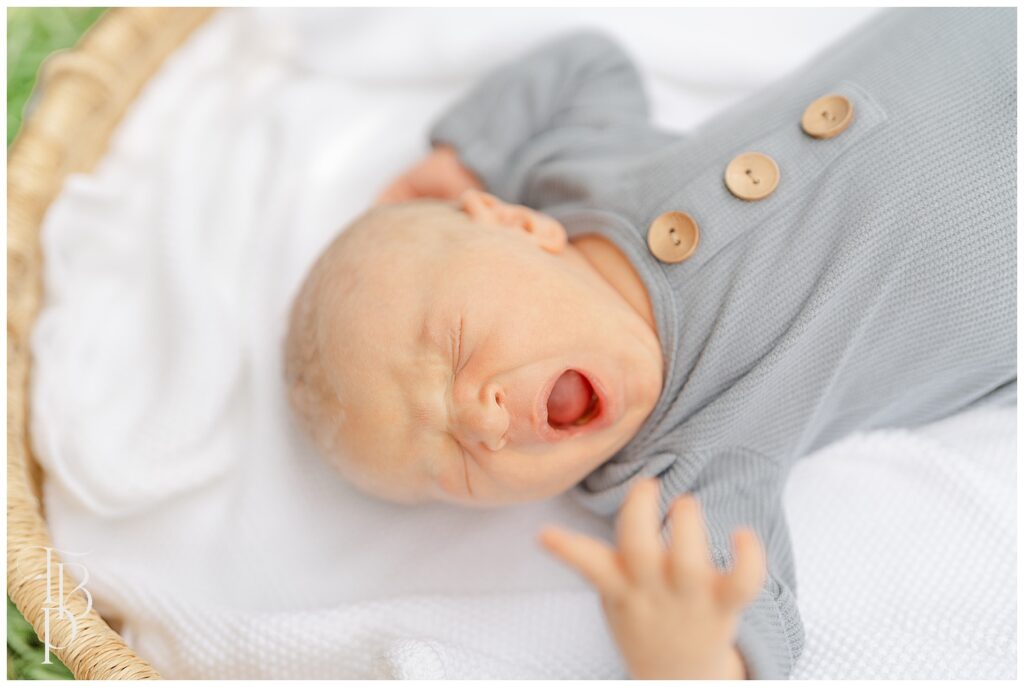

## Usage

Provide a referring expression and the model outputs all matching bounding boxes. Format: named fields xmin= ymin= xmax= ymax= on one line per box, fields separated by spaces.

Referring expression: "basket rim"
xmin=7 ymin=7 xmax=215 ymax=680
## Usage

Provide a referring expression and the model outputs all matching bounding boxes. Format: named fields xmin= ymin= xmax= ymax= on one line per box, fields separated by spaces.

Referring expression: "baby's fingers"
xmin=374 ymin=179 xmax=413 ymax=204
xmin=716 ymin=528 xmax=767 ymax=613
xmin=667 ymin=494 xmax=714 ymax=589
xmin=539 ymin=526 xmax=626 ymax=598
xmin=616 ymin=478 xmax=664 ymax=587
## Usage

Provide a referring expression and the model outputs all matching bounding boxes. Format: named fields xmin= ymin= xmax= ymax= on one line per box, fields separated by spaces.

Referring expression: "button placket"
xmin=801 ymin=94 xmax=854 ymax=139
xmin=643 ymin=81 xmax=887 ymax=274
xmin=647 ymin=211 xmax=699 ymax=264
xmin=724 ymin=152 xmax=780 ymax=201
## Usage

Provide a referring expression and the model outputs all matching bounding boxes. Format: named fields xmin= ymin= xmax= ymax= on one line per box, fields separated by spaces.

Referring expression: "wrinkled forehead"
xmin=326 ymin=381 xmax=442 ymax=503
xmin=318 ymin=230 xmax=445 ymax=364
xmin=314 ymin=294 xmax=439 ymax=501
xmin=317 ymin=307 xmax=445 ymax=504
xmin=317 ymin=200 xmax=484 ymax=348
xmin=311 ymin=205 xmax=466 ymax=500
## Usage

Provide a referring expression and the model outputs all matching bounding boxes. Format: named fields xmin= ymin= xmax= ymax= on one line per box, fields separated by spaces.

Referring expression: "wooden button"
xmin=647 ymin=211 xmax=699 ymax=264
xmin=801 ymin=94 xmax=853 ymax=139
xmin=724 ymin=152 xmax=779 ymax=201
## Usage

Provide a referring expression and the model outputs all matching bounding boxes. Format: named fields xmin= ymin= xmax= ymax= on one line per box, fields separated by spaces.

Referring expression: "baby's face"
xmin=288 ymin=192 xmax=663 ymax=505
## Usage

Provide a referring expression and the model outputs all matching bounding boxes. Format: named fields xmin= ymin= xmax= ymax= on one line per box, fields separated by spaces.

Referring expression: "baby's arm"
xmin=428 ymin=30 xmax=648 ymax=201
xmin=561 ymin=448 xmax=803 ymax=679
xmin=378 ymin=31 xmax=651 ymax=205
xmin=375 ymin=144 xmax=484 ymax=204
xmin=541 ymin=479 xmax=764 ymax=679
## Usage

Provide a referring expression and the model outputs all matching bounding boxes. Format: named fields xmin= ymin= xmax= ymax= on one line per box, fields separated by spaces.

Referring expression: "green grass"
xmin=8 ymin=10 xmax=106 ymax=678
xmin=7 ymin=597 xmax=73 ymax=680
xmin=7 ymin=7 xmax=106 ymax=146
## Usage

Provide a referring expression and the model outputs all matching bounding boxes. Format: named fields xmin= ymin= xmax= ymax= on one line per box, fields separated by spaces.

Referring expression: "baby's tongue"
xmin=547 ymin=370 xmax=593 ymax=426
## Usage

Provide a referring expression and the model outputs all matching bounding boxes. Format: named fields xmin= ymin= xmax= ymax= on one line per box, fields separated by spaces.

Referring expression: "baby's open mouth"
xmin=546 ymin=370 xmax=601 ymax=428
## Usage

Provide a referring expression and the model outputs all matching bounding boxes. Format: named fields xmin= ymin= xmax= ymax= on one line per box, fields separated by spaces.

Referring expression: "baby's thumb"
xmin=375 ymin=179 xmax=414 ymax=204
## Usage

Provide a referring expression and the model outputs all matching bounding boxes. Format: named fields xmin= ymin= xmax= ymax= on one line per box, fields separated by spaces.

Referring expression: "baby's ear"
xmin=459 ymin=189 xmax=567 ymax=254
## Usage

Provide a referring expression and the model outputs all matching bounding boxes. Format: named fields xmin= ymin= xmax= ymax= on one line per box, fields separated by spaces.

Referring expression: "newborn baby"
xmin=286 ymin=191 xmax=665 ymax=504
xmin=285 ymin=8 xmax=1016 ymax=680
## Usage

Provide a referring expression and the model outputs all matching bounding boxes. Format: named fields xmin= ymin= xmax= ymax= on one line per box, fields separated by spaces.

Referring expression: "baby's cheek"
xmin=432 ymin=461 xmax=468 ymax=501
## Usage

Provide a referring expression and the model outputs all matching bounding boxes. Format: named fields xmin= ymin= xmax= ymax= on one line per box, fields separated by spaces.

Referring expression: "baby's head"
xmin=285 ymin=190 xmax=663 ymax=506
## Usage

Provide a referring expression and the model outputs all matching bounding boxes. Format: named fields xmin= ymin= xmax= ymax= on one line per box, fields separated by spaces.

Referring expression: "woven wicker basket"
xmin=8 ymin=8 xmax=215 ymax=679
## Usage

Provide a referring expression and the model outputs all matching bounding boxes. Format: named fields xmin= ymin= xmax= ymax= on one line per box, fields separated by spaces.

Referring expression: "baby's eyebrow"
xmin=407 ymin=368 xmax=446 ymax=433
xmin=405 ymin=316 xmax=450 ymax=433
xmin=417 ymin=316 xmax=442 ymax=350
xmin=417 ymin=315 xmax=453 ymax=361
xmin=410 ymin=400 xmax=434 ymax=429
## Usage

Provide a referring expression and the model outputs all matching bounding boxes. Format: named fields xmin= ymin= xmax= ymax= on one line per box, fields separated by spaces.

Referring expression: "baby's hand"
xmin=375 ymin=144 xmax=484 ymax=204
xmin=539 ymin=478 xmax=765 ymax=680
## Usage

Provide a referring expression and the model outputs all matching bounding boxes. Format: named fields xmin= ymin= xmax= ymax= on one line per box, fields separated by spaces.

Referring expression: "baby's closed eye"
xmin=451 ymin=315 xmax=470 ymax=375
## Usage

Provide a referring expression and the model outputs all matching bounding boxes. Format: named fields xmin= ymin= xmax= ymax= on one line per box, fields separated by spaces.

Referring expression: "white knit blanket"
xmin=31 ymin=8 xmax=1016 ymax=679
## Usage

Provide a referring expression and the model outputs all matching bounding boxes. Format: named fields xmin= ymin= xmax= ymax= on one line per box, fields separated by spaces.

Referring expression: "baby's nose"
xmin=455 ymin=382 xmax=510 ymax=452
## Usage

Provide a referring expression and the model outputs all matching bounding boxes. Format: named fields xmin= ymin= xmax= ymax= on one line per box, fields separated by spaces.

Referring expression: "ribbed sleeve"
xmin=660 ymin=448 xmax=802 ymax=679
xmin=428 ymin=30 xmax=650 ymax=202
